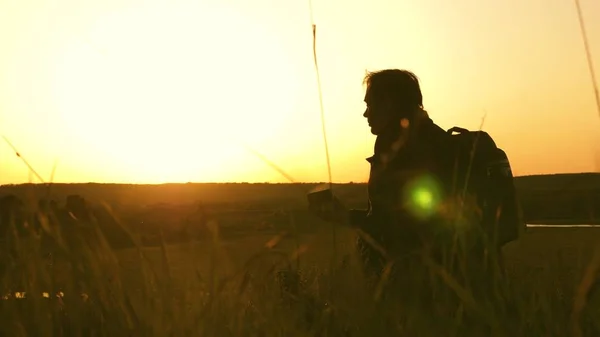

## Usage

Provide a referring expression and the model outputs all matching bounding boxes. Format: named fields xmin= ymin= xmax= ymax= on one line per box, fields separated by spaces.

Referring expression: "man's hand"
xmin=307 ymin=188 xmax=348 ymax=225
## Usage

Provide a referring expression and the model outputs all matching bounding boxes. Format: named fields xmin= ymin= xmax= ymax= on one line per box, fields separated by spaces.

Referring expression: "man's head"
xmin=363 ymin=69 xmax=424 ymax=135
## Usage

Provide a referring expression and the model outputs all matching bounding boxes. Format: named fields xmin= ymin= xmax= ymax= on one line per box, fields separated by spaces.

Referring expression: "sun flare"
xmin=50 ymin=2 xmax=297 ymax=182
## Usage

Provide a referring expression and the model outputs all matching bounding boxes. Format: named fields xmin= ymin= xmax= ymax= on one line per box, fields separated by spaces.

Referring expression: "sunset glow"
xmin=50 ymin=3 xmax=297 ymax=182
xmin=1 ymin=0 xmax=600 ymax=184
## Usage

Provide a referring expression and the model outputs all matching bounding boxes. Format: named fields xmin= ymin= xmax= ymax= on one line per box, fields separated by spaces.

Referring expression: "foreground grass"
xmin=2 ymin=209 xmax=600 ymax=336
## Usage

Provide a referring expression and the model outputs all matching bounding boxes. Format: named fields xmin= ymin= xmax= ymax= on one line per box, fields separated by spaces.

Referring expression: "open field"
xmin=3 ymin=172 xmax=600 ymax=224
xmin=5 ymin=221 xmax=600 ymax=336
xmin=2 ymin=175 xmax=600 ymax=336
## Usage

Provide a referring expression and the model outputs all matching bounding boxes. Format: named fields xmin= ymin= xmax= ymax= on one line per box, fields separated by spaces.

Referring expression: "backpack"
xmin=444 ymin=126 xmax=524 ymax=248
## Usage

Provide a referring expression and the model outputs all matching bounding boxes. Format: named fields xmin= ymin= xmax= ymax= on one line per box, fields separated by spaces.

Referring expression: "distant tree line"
xmin=519 ymin=189 xmax=600 ymax=223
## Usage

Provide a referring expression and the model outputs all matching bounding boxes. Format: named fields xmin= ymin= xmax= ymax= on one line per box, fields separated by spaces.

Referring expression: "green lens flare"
xmin=413 ymin=188 xmax=434 ymax=209
xmin=403 ymin=175 xmax=442 ymax=220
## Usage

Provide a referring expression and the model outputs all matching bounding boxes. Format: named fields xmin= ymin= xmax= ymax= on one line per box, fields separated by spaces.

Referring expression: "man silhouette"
xmin=310 ymin=69 xmax=507 ymax=299
xmin=354 ymin=69 xmax=454 ymax=280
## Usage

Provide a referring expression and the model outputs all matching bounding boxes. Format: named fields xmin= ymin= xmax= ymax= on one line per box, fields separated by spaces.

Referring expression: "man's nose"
xmin=363 ymin=109 xmax=368 ymax=118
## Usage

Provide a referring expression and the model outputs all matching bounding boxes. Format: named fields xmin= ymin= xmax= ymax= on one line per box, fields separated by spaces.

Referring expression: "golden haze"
xmin=1 ymin=0 xmax=600 ymax=184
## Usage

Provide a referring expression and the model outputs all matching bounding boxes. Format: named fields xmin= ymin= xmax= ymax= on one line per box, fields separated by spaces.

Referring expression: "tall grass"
xmin=1 ymin=199 xmax=600 ymax=336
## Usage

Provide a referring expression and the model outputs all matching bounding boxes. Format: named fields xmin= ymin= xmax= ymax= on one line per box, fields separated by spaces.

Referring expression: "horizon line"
xmin=1 ymin=171 xmax=600 ymax=188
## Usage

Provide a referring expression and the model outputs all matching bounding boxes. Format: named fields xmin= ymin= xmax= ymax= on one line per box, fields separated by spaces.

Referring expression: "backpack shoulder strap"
xmin=447 ymin=126 xmax=469 ymax=135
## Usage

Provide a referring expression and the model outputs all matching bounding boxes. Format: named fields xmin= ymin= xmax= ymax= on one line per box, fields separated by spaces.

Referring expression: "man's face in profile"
xmin=363 ymin=86 xmax=394 ymax=135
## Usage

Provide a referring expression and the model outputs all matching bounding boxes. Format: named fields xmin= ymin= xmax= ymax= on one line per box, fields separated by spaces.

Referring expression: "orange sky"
xmin=1 ymin=0 xmax=599 ymax=184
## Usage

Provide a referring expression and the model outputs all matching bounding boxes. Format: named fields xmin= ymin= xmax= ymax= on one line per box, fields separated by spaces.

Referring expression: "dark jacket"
xmin=351 ymin=116 xmax=453 ymax=277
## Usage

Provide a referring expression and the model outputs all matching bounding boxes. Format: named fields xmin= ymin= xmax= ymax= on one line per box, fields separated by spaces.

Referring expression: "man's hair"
xmin=363 ymin=69 xmax=423 ymax=110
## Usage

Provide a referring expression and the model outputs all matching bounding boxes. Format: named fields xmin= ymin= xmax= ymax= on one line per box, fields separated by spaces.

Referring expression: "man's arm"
xmin=348 ymin=209 xmax=369 ymax=228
